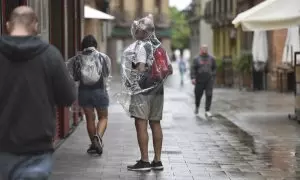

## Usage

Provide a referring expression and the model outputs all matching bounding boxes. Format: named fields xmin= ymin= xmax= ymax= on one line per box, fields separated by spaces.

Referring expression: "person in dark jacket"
xmin=191 ymin=45 xmax=216 ymax=117
xmin=0 ymin=6 xmax=76 ymax=180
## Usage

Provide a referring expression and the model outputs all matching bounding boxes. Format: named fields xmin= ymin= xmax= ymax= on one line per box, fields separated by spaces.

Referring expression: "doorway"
xmin=253 ymin=70 xmax=264 ymax=90
xmin=287 ymin=71 xmax=295 ymax=92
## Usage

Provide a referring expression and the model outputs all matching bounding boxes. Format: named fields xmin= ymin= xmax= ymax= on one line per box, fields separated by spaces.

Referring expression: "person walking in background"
xmin=67 ymin=35 xmax=111 ymax=155
xmin=191 ymin=45 xmax=216 ymax=117
xmin=0 ymin=6 xmax=76 ymax=179
xmin=178 ymin=56 xmax=187 ymax=85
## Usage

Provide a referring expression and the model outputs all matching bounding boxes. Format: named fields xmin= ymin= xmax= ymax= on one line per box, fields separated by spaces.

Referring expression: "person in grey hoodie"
xmin=191 ymin=45 xmax=216 ymax=117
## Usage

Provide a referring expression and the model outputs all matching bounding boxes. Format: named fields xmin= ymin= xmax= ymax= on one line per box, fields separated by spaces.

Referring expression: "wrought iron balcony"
xmin=204 ymin=0 xmax=236 ymax=26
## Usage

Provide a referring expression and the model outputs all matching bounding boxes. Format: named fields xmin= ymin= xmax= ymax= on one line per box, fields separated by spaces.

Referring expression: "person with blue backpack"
xmin=191 ymin=45 xmax=216 ymax=118
xmin=178 ymin=56 xmax=187 ymax=85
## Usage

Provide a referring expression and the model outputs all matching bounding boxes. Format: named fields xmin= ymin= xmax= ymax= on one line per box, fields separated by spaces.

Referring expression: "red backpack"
xmin=151 ymin=46 xmax=170 ymax=80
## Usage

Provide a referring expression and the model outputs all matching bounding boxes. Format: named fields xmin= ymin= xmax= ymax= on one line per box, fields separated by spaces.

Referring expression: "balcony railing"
xmin=204 ymin=0 xmax=236 ymax=26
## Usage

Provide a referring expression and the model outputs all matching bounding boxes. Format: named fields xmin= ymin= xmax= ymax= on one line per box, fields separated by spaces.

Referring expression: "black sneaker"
xmin=127 ymin=160 xmax=151 ymax=171
xmin=87 ymin=144 xmax=96 ymax=154
xmin=151 ymin=161 xmax=164 ymax=170
xmin=93 ymin=135 xmax=103 ymax=155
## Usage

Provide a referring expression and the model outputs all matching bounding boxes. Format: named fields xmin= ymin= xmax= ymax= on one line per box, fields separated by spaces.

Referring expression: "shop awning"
xmin=232 ymin=0 xmax=300 ymax=31
xmin=84 ymin=5 xmax=115 ymax=20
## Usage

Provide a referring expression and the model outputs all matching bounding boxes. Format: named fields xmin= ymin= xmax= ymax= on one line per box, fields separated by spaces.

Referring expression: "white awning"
xmin=232 ymin=0 xmax=300 ymax=31
xmin=84 ymin=5 xmax=115 ymax=20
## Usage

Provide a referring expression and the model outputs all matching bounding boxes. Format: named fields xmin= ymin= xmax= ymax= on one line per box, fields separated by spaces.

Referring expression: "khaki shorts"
xmin=129 ymin=94 xmax=164 ymax=121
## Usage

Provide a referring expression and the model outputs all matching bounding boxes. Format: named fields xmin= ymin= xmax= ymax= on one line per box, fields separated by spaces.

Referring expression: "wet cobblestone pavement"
xmin=51 ymin=64 xmax=300 ymax=180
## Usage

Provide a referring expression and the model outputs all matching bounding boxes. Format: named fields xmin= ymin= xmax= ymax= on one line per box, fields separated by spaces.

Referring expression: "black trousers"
xmin=194 ymin=79 xmax=214 ymax=111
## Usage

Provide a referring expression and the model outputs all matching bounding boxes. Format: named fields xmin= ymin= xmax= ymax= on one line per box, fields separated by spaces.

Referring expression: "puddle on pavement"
xmin=203 ymin=114 xmax=300 ymax=174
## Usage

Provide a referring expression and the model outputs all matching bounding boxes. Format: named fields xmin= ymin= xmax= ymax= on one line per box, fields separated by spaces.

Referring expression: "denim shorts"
xmin=78 ymin=88 xmax=109 ymax=108
xmin=0 ymin=152 xmax=53 ymax=180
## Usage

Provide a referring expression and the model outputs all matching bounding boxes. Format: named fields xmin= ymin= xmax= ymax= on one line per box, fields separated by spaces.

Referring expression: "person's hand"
xmin=192 ymin=79 xmax=196 ymax=85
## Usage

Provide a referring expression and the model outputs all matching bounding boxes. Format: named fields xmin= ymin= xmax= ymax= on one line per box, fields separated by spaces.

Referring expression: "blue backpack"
xmin=179 ymin=60 xmax=186 ymax=72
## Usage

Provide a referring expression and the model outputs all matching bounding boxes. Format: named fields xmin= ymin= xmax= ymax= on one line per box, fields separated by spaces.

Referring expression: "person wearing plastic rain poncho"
xmin=178 ymin=56 xmax=187 ymax=85
xmin=66 ymin=35 xmax=111 ymax=156
xmin=120 ymin=14 xmax=173 ymax=171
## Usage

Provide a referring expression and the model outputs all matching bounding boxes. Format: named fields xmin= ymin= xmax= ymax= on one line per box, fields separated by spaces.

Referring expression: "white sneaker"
xmin=205 ymin=111 xmax=212 ymax=118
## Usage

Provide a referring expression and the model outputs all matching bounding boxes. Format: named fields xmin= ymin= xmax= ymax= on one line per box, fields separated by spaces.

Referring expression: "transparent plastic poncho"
xmin=116 ymin=14 xmax=173 ymax=115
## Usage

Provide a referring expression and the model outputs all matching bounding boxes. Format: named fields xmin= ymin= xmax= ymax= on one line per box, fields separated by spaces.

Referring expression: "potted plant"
xmin=233 ymin=53 xmax=253 ymax=90
xmin=215 ymin=58 xmax=224 ymax=86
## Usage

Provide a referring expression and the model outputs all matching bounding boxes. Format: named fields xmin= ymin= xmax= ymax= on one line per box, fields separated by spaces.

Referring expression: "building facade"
xmin=108 ymin=0 xmax=172 ymax=74
xmin=185 ymin=0 xmax=214 ymax=58
xmin=184 ymin=0 xmax=201 ymax=58
xmin=204 ymin=0 xmax=239 ymax=87
xmin=200 ymin=0 xmax=214 ymax=55
xmin=84 ymin=0 xmax=113 ymax=54
xmin=203 ymin=0 xmax=290 ymax=92
xmin=0 ymin=0 xmax=84 ymax=145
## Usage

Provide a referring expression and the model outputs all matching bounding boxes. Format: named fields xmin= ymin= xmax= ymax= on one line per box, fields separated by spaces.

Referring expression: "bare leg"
xmin=149 ymin=121 xmax=163 ymax=162
xmin=83 ymin=108 xmax=96 ymax=142
xmin=95 ymin=108 xmax=108 ymax=138
xmin=135 ymin=119 xmax=149 ymax=162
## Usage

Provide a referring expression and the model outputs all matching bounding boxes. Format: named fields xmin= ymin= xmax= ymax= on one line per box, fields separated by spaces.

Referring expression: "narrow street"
xmin=50 ymin=63 xmax=300 ymax=180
